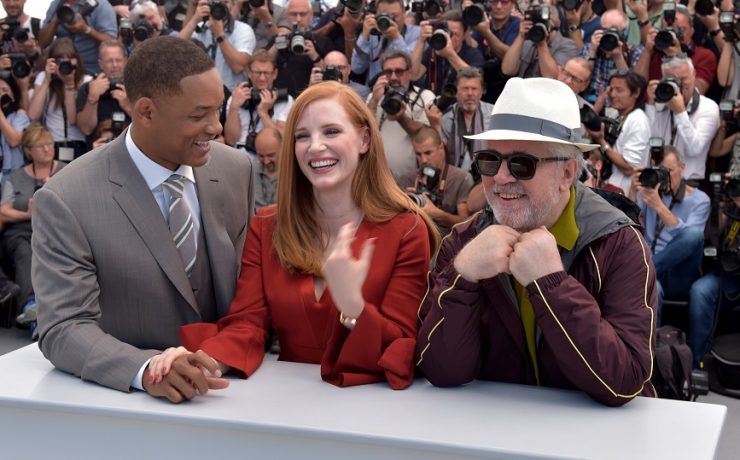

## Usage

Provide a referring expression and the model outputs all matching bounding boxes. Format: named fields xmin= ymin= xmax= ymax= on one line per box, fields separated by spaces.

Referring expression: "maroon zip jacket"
xmin=416 ymin=184 xmax=657 ymax=406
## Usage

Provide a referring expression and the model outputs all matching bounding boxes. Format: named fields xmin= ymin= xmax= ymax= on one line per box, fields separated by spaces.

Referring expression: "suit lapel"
xmin=107 ymin=136 xmax=199 ymax=313
xmin=194 ymin=158 xmax=236 ymax=318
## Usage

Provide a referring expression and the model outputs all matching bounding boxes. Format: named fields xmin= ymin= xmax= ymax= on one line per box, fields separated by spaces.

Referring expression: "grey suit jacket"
xmin=32 ymin=134 xmax=254 ymax=391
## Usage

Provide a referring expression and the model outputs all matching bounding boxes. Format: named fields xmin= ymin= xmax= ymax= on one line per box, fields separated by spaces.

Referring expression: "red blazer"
xmin=180 ymin=208 xmax=432 ymax=390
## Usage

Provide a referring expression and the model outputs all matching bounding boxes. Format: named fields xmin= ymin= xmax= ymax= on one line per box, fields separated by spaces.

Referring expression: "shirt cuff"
xmin=131 ymin=358 xmax=152 ymax=391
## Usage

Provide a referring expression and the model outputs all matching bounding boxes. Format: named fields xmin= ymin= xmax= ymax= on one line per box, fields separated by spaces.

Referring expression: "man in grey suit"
xmin=32 ymin=36 xmax=254 ymax=403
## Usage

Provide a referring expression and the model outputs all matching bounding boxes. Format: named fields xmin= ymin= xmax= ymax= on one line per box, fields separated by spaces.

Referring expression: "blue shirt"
xmin=1 ymin=111 xmax=31 ymax=182
xmin=472 ymin=15 xmax=520 ymax=51
xmin=350 ymin=25 xmax=420 ymax=86
xmin=638 ymin=186 xmax=710 ymax=254
xmin=43 ymin=0 xmax=118 ymax=74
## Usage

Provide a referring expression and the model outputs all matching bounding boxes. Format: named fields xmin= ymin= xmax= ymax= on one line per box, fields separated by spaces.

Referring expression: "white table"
xmin=0 ymin=344 xmax=727 ymax=459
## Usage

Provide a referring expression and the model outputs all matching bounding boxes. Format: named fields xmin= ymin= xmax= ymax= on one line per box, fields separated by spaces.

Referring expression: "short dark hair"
xmin=412 ymin=126 xmax=442 ymax=147
xmin=124 ymin=36 xmax=215 ymax=103
xmin=607 ymin=70 xmax=647 ymax=104
xmin=380 ymin=50 xmax=411 ymax=71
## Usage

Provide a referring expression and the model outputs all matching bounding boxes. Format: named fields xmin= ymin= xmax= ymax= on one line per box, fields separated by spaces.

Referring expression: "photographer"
xmin=440 ymin=67 xmax=493 ymax=175
xmin=76 ymin=40 xmax=131 ymax=147
xmin=411 ymin=10 xmax=485 ymax=94
xmin=500 ymin=3 xmax=579 ymax=79
xmin=367 ymin=50 xmax=434 ymax=181
xmin=0 ymin=0 xmax=42 ymax=61
xmin=223 ymin=50 xmax=294 ymax=149
xmin=645 ymin=54 xmax=720 ymax=182
xmin=715 ymin=4 xmax=738 ymax=100
xmin=633 ymin=3 xmax=717 ymax=95
xmin=585 ymin=70 xmax=650 ymax=195
xmin=180 ymin=0 xmax=256 ymax=91
xmin=313 ymin=0 xmax=365 ymax=60
xmin=399 ymin=126 xmax=473 ymax=236
xmin=561 ymin=0 xmax=601 ymax=51
xmin=688 ymin=175 xmax=740 ymax=368
xmin=580 ymin=9 xmax=644 ymax=105
xmin=269 ymin=0 xmax=334 ymax=97
xmin=308 ymin=49 xmax=368 ymax=96
xmin=629 ymin=147 xmax=710 ymax=310
xmin=251 ymin=126 xmax=281 ymax=210
xmin=28 ymin=37 xmax=91 ymax=161
xmin=38 ymin=0 xmax=118 ymax=74
xmin=123 ymin=0 xmax=176 ymax=50
xmin=0 ymin=73 xmax=30 ymax=183
xmin=236 ymin=0 xmax=281 ymax=50
xmin=350 ymin=0 xmax=420 ymax=94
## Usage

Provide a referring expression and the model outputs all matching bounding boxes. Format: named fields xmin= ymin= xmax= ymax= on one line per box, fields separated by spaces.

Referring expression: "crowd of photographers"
xmin=0 ymin=0 xmax=738 ymax=362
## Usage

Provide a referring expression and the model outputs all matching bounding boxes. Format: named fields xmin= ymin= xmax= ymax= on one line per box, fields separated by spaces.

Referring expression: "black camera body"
xmin=562 ymin=0 xmax=583 ymax=10
xmin=209 ymin=1 xmax=230 ymax=21
xmin=322 ymin=64 xmax=343 ymax=82
xmin=133 ymin=19 xmax=154 ymax=42
xmin=107 ymin=77 xmax=124 ymax=94
xmin=601 ymin=116 xmax=621 ymax=145
xmin=338 ymin=0 xmax=364 ymax=16
xmin=599 ymin=27 xmax=622 ymax=53
xmin=462 ymin=0 xmax=491 ymax=26
xmin=655 ymin=77 xmax=682 ymax=103
xmin=381 ymin=86 xmax=407 ymax=116
xmin=373 ymin=11 xmax=394 ymax=35
xmin=434 ymin=84 xmax=457 ymax=113
xmin=0 ymin=18 xmax=29 ymax=43
xmin=241 ymin=87 xmax=289 ymax=110
xmin=2 ymin=53 xmax=31 ymax=79
xmin=119 ymin=18 xmax=133 ymax=45
xmin=408 ymin=165 xmax=442 ymax=207
xmin=639 ymin=166 xmax=671 ymax=194
xmin=525 ymin=5 xmax=550 ymax=43
xmin=288 ymin=26 xmax=313 ymax=54
xmin=579 ymin=104 xmax=602 ymax=132
xmin=56 ymin=0 xmax=98 ymax=26
xmin=654 ymin=27 xmax=681 ymax=52
xmin=58 ymin=58 xmax=77 ymax=76
xmin=719 ymin=12 xmax=738 ymax=42
xmin=428 ymin=20 xmax=449 ymax=51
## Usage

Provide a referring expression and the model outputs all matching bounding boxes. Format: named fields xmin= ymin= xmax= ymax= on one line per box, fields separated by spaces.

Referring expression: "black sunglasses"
xmin=474 ymin=150 xmax=571 ymax=180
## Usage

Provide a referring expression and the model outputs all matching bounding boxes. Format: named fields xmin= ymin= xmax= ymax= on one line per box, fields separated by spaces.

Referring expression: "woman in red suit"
xmin=148 ymin=81 xmax=439 ymax=390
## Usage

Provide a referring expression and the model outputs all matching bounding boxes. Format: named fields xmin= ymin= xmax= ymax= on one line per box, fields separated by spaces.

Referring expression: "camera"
xmin=663 ymin=1 xmax=676 ymax=25
xmin=408 ymin=166 xmax=442 ymax=207
xmin=119 ymin=18 xmax=133 ymax=46
xmin=249 ymin=0 xmax=266 ymax=7
xmin=240 ymin=131 xmax=258 ymax=152
xmin=639 ymin=166 xmax=671 ymax=193
xmin=108 ymin=77 xmax=123 ymax=94
xmin=654 ymin=28 xmax=680 ymax=52
xmin=241 ymin=87 xmax=289 ymax=109
xmin=58 ymin=59 xmax=77 ymax=76
xmin=525 ymin=5 xmax=550 ymax=43
xmin=599 ymin=28 xmax=622 ymax=53
xmin=579 ymin=104 xmax=602 ymax=132
xmin=3 ymin=53 xmax=31 ymax=79
xmin=428 ymin=20 xmax=449 ymax=51
xmin=374 ymin=12 xmax=394 ymax=34
xmin=649 ymin=137 xmax=665 ymax=164
xmin=720 ymin=101 xmax=740 ymax=134
xmin=463 ymin=0 xmax=491 ymax=27
xmin=338 ymin=0 xmax=364 ymax=16
xmin=381 ymin=86 xmax=407 ymax=116
xmin=655 ymin=77 xmax=682 ymax=103
xmin=694 ymin=0 xmax=715 ymax=16
xmin=111 ymin=110 xmax=127 ymax=136
xmin=209 ymin=1 xmax=230 ymax=21
xmin=288 ymin=26 xmax=313 ymax=54
xmin=412 ymin=0 xmax=443 ymax=17
xmin=322 ymin=64 xmax=343 ymax=82
xmin=0 ymin=18 xmax=30 ymax=44
xmin=56 ymin=0 xmax=98 ymax=26
xmin=133 ymin=19 xmax=154 ymax=42
xmin=434 ymin=84 xmax=457 ymax=113
xmin=719 ymin=12 xmax=738 ymax=41
xmin=562 ymin=0 xmax=583 ymax=10
xmin=601 ymin=116 xmax=620 ymax=146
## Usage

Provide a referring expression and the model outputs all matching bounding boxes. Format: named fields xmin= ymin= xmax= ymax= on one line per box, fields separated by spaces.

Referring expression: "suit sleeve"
xmin=180 ymin=213 xmax=269 ymax=376
xmin=415 ymin=226 xmax=487 ymax=387
xmin=528 ymin=226 xmax=657 ymax=406
xmin=33 ymin=187 xmax=158 ymax=392
xmin=320 ymin=215 xmax=432 ymax=390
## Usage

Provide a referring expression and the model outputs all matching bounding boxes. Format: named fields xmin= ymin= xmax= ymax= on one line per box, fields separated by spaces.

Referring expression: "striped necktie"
xmin=163 ymin=174 xmax=197 ymax=276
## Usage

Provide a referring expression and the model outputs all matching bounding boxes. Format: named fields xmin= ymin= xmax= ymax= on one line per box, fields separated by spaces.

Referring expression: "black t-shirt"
xmin=273 ymin=34 xmax=335 ymax=98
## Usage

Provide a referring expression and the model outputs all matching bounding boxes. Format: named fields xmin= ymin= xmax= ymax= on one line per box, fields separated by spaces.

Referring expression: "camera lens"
xmin=58 ymin=59 xmax=76 ymax=76
xmin=727 ymin=179 xmax=740 ymax=198
xmin=376 ymin=14 xmax=392 ymax=32
xmin=210 ymin=2 xmax=229 ymax=20
xmin=599 ymin=31 xmax=620 ymax=52
xmin=12 ymin=28 xmax=28 ymax=43
xmin=56 ymin=5 xmax=77 ymax=25
xmin=429 ymin=30 xmax=448 ymax=50
xmin=639 ymin=169 xmax=660 ymax=188
xmin=425 ymin=0 xmax=441 ymax=16
xmin=462 ymin=5 xmax=484 ymax=27
xmin=655 ymin=80 xmax=678 ymax=103
xmin=654 ymin=30 xmax=674 ymax=52
xmin=249 ymin=0 xmax=265 ymax=7
xmin=526 ymin=24 xmax=547 ymax=43
xmin=290 ymin=34 xmax=306 ymax=54
xmin=11 ymin=58 xmax=30 ymax=79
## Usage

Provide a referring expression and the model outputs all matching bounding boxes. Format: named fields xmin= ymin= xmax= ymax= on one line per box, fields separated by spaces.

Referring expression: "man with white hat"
xmin=416 ymin=77 xmax=657 ymax=406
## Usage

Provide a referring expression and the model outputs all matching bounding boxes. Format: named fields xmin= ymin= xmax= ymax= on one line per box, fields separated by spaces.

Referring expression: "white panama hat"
xmin=466 ymin=77 xmax=599 ymax=153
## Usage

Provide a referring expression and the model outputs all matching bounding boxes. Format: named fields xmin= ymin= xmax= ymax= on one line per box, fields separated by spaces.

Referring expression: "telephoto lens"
xmin=58 ymin=59 xmax=76 ymax=76
xmin=655 ymin=77 xmax=681 ymax=103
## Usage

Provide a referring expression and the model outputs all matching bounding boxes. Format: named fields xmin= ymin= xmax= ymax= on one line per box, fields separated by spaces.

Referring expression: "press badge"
xmin=58 ymin=147 xmax=75 ymax=162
